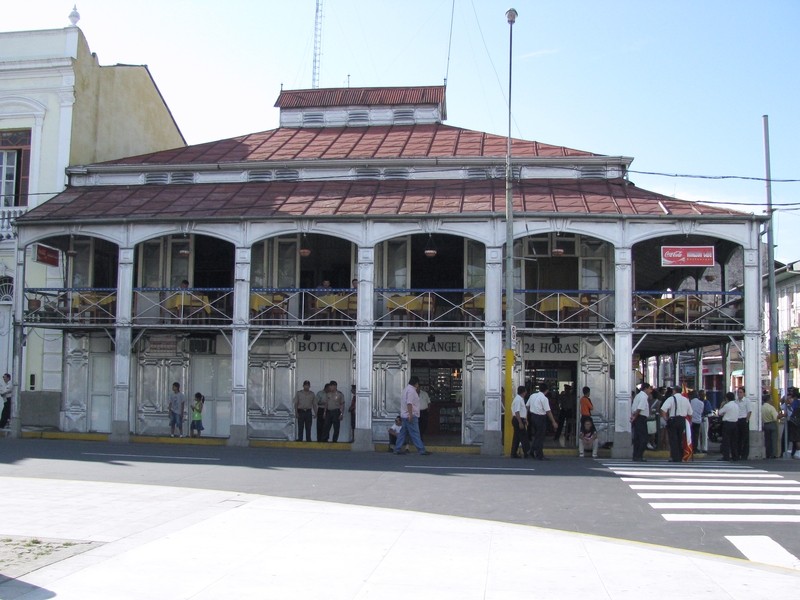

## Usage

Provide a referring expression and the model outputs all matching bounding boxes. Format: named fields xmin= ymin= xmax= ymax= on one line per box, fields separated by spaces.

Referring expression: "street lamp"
xmin=503 ymin=8 xmax=517 ymax=455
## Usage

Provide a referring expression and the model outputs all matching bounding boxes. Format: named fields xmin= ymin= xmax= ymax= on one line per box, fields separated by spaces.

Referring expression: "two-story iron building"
xmin=13 ymin=86 xmax=767 ymax=456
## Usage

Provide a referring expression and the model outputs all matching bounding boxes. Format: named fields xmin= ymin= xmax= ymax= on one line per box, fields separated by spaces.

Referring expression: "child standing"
xmin=190 ymin=393 xmax=205 ymax=438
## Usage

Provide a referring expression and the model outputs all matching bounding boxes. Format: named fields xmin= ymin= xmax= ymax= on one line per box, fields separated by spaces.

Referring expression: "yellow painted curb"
xmin=132 ymin=436 xmax=227 ymax=446
xmin=23 ymin=432 xmax=109 ymax=441
xmin=250 ymin=440 xmax=351 ymax=450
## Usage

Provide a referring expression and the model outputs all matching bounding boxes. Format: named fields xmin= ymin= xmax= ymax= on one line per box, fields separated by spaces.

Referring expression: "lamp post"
xmin=503 ymin=8 xmax=517 ymax=454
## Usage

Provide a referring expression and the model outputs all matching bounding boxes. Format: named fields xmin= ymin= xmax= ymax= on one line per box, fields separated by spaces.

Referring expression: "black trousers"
xmin=690 ymin=422 xmax=700 ymax=453
xmin=296 ymin=409 xmax=313 ymax=441
xmin=316 ymin=407 xmax=326 ymax=441
xmin=511 ymin=416 xmax=530 ymax=457
xmin=530 ymin=414 xmax=547 ymax=458
xmin=554 ymin=408 xmax=574 ymax=440
xmin=323 ymin=409 xmax=341 ymax=442
xmin=632 ymin=415 xmax=648 ymax=460
xmin=721 ymin=421 xmax=739 ymax=460
xmin=0 ymin=399 xmax=9 ymax=428
xmin=737 ymin=418 xmax=749 ymax=459
xmin=419 ymin=408 xmax=429 ymax=434
xmin=666 ymin=419 xmax=684 ymax=462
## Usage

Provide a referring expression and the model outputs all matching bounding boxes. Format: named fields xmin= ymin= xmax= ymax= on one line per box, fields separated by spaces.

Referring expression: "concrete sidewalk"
xmin=0 ymin=476 xmax=795 ymax=599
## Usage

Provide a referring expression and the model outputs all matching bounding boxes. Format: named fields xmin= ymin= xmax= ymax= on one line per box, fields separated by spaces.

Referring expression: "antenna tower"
xmin=312 ymin=0 xmax=323 ymax=88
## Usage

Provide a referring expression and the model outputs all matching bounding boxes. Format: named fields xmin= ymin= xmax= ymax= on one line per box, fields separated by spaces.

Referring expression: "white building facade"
xmin=13 ymin=86 xmax=766 ymax=456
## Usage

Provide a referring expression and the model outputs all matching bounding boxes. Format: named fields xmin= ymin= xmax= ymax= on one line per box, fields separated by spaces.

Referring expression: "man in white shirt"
xmin=526 ymin=382 xmax=557 ymax=460
xmin=510 ymin=385 xmax=530 ymax=458
xmin=0 ymin=373 xmax=11 ymax=429
xmin=690 ymin=393 xmax=705 ymax=453
xmin=659 ymin=388 xmax=693 ymax=462
xmin=734 ymin=387 xmax=752 ymax=460
xmin=630 ymin=383 xmax=652 ymax=462
xmin=718 ymin=391 xmax=740 ymax=461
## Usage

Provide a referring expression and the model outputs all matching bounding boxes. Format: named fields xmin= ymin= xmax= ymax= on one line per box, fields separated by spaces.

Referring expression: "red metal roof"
xmin=20 ymin=179 xmax=745 ymax=223
xmin=98 ymin=124 xmax=598 ymax=166
xmin=274 ymin=86 xmax=445 ymax=109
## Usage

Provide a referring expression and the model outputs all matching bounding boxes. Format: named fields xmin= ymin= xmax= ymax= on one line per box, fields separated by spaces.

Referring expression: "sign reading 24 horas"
xmin=661 ymin=246 xmax=715 ymax=267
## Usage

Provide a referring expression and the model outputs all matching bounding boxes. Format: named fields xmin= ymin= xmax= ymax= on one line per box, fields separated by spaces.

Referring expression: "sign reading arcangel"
xmin=661 ymin=246 xmax=715 ymax=267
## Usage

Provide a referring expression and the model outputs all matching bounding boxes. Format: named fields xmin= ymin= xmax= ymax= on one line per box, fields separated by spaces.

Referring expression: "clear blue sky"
xmin=8 ymin=1 xmax=800 ymax=260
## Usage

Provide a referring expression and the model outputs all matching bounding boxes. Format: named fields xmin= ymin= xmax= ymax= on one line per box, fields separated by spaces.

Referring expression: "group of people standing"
xmin=167 ymin=382 xmax=205 ymax=438
xmin=292 ymin=380 xmax=356 ymax=443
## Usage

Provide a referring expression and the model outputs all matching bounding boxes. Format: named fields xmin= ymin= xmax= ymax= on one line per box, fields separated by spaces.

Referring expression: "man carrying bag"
xmin=659 ymin=387 xmax=693 ymax=463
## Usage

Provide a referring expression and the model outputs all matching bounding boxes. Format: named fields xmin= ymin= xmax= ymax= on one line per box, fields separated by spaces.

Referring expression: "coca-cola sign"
xmin=661 ymin=246 xmax=715 ymax=267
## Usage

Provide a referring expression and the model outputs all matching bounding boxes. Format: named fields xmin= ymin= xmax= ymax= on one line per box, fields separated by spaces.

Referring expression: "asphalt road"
xmin=0 ymin=439 xmax=798 ymax=561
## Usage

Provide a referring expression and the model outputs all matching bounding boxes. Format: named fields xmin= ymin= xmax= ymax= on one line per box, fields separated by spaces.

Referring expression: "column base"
xmin=481 ymin=429 xmax=503 ymax=456
xmin=611 ymin=431 xmax=631 ymax=458
xmin=351 ymin=428 xmax=374 ymax=452
xmin=6 ymin=417 xmax=21 ymax=439
xmin=227 ymin=424 xmax=249 ymax=447
xmin=108 ymin=420 xmax=131 ymax=443
xmin=748 ymin=431 xmax=765 ymax=459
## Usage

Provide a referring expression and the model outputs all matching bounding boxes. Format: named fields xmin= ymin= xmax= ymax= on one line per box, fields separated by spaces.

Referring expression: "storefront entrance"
xmin=410 ymin=359 xmax=463 ymax=445
xmin=523 ymin=358 xmax=578 ymax=447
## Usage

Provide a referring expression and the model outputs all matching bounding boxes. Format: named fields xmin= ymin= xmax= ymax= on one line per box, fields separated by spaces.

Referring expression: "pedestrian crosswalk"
xmin=602 ymin=461 xmax=800 ymax=523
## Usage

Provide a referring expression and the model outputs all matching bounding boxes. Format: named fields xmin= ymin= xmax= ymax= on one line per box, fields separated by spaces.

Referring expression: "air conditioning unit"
xmin=188 ymin=338 xmax=214 ymax=354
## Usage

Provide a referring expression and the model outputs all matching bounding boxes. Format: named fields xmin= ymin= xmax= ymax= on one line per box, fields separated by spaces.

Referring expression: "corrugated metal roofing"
xmin=19 ymin=179 xmax=744 ymax=223
xmin=96 ymin=124 xmax=598 ymax=166
xmin=274 ymin=86 xmax=445 ymax=108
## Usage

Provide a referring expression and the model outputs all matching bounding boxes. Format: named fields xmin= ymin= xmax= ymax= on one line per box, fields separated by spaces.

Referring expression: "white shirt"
xmin=690 ymin=398 xmax=704 ymax=424
xmin=0 ymin=379 xmax=11 ymax=400
xmin=511 ymin=394 xmax=527 ymax=419
xmin=400 ymin=384 xmax=420 ymax=419
xmin=719 ymin=400 xmax=739 ymax=422
xmin=419 ymin=390 xmax=430 ymax=410
xmin=735 ymin=398 xmax=752 ymax=420
xmin=660 ymin=394 xmax=693 ymax=418
xmin=526 ymin=392 xmax=550 ymax=416
xmin=631 ymin=391 xmax=650 ymax=418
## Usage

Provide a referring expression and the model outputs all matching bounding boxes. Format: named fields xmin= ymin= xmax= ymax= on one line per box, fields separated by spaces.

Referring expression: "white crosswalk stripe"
xmin=602 ymin=461 xmax=800 ymax=523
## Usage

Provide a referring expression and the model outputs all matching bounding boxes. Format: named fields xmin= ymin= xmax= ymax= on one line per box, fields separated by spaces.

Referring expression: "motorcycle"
xmin=706 ymin=412 xmax=722 ymax=443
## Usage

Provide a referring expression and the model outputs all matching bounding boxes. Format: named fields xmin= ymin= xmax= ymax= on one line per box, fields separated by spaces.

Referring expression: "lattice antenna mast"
xmin=312 ymin=0 xmax=323 ymax=88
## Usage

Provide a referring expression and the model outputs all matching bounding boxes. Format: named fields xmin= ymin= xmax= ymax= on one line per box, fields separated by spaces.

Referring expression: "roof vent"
xmin=384 ymin=168 xmax=410 ymax=180
xmin=580 ymin=165 xmax=606 ymax=179
xmin=144 ymin=173 xmax=169 ymax=185
xmin=303 ymin=112 xmax=325 ymax=126
xmin=393 ymin=108 xmax=415 ymax=124
xmin=170 ymin=172 xmax=195 ymax=184
xmin=495 ymin=166 xmax=521 ymax=180
xmin=355 ymin=168 xmax=381 ymax=180
xmin=348 ymin=110 xmax=369 ymax=125
xmin=467 ymin=167 xmax=490 ymax=180
xmin=248 ymin=170 xmax=274 ymax=182
xmin=275 ymin=169 xmax=300 ymax=181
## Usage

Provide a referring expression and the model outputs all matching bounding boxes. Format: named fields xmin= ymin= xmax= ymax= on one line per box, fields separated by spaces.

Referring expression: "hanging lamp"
xmin=424 ymin=234 xmax=437 ymax=258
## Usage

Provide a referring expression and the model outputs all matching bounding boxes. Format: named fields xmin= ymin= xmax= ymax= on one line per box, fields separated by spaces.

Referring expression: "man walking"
xmin=315 ymin=383 xmax=330 ymax=441
xmin=735 ymin=387 xmax=752 ymax=460
xmin=323 ymin=381 xmax=345 ymax=442
xmin=394 ymin=376 xmax=431 ymax=455
xmin=168 ymin=382 xmax=185 ymax=438
xmin=718 ymin=391 xmax=740 ymax=461
xmin=689 ymin=392 xmax=704 ymax=453
xmin=510 ymin=385 xmax=530 ymax=458
xmin=659 ymin=387 xmax=693 ymax=462
xmin=526 ymin=382 xmax=557 ymax=460
xmin=293 ymin=380 xmax=315 ymax=442
xmin=553 ymin=384 xmax=575 ymax=443
xmin=0 ymin=373 xmax=12 ymax=429
xmin=630 ymin=383 xmax=652 ymax=462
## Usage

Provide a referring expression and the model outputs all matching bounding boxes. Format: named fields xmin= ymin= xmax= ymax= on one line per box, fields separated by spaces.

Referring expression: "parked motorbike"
xmin=707 ymin=413 xmax=722 ymax=443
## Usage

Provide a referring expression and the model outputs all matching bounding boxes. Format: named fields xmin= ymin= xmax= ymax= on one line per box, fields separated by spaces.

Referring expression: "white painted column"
xmin=353 ymin=247 xmax=375 ymax=451
xmin=743 ymin=246 xmax=764 ymax=457
xmin=56 ymin=90 xmax=75 ymax=193
xmin=109 ymin=246 xmax=134 ymax=442
xmin=612 ymin=246 xmax=634 ymax=458
xmin=228 ymin=246 xmax=251 ymax=446
xmin=9 ymin=242 xmax=25 ymax=438
xmin=482 ymin=246 xmax=504 ymax=455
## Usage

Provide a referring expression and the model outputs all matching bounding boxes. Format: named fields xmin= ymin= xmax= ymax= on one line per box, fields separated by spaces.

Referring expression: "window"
xmin=0 ymin=129 xmax=31 ymax=207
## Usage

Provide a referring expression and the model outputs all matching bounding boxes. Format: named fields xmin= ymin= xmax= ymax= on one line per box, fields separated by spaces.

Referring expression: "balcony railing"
xmin=375 ymin=289 xmax=486 ymax=327
xmin=0 ymin=207 xmax=26 ymax=240
xmin=133 ymin=288 xmax=233 ymax=326
xmin=633 ymin=291 xmax=744 ymax=330
xmin=24 ymin=288 xmax=117 ymax=324
xmin=250 ymin=288 xmax=357 ymax=327
xmin=513 ymin=290 xmax=615 ymax=329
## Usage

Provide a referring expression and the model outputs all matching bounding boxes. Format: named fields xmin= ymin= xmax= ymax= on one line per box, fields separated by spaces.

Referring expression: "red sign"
xmin=32 ymin=244 xmax=60 ymax=267
xmin=661 ymin=246 xmax=714 ymax=267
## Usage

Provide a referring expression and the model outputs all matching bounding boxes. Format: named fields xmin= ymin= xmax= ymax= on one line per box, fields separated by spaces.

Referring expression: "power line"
xmin=629 ymin=169 xmax=800 ymax=183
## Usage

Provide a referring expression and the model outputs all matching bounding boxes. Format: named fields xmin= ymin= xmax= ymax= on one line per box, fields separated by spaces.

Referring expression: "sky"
xmin=6 ymin=1 xmax=800 ymax=261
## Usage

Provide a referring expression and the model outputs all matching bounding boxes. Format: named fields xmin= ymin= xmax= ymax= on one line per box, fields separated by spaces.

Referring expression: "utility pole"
xmin=764 ymin=116 xmax=779 ymax=411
